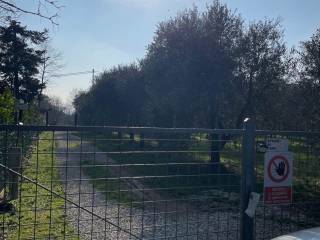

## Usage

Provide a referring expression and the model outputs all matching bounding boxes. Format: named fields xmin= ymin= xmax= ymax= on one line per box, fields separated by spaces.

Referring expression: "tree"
xmin=74 ymin=65 xmax=147 ymax=126
xmin=142 ymin=2 xmax=244 ymax=163
xmin=143 ymin=2 xmax=289 ymax=163
xmin=0 ymin=19 xmax=48 ymax=103
xmin=234 ymin=20 xmax=288 ymax=129
xmin=143 ymin=2 xmax=243 ymax=129
xmin=38 ymin=39 xmax=63 ymax=105
xmin=297 ymin=28 xmax=320 ymax=130
xmin=0 ymin=88 xmax=14 ymax=123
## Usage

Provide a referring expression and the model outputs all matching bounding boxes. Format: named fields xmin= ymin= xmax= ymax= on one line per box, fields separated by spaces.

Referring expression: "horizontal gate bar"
xmin=0 ymin=124 xmax=244 ymax=135
xmin=2 ymin=125 xmax=320 ymax=136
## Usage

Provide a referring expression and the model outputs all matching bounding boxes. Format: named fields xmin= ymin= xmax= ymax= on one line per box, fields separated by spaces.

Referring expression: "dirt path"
xmin=55 ymin=132 xmax=148 ymax=239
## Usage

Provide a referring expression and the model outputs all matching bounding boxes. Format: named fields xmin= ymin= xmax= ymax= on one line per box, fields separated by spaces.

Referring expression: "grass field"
xmin=3 ymin=132 xmax=77 ymax=240
xmin=71 ymin=131 xmax=241 ymax=206
xmin=73 ymin=131 xmax=320 ymax=205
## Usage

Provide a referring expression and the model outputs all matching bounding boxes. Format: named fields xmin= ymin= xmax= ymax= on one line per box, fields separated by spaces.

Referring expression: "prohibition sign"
xmin=267 ymin=155 xmax=290 ymax=183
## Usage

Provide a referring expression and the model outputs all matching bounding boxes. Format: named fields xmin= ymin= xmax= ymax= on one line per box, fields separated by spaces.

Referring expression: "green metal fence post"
xmin=240 ymin=118 xmax=256 ymax=240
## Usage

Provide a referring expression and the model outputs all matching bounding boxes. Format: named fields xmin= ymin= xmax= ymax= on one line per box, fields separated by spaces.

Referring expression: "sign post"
xmin=264 ymin=140 xmax=293 ymax=205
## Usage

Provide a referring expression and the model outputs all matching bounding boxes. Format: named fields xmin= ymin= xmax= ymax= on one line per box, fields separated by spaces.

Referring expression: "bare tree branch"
xmin=0 ymin=0 xmax=63 ymax=25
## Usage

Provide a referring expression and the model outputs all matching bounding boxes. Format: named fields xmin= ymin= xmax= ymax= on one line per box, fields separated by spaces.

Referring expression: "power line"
xmin=51 ymin=70 xmax=100 ymax=78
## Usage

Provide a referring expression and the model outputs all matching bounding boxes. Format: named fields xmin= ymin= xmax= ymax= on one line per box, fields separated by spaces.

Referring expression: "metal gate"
xmin=253 ymin=129 xmax=320 ymax=239
xmin=0 ymin=122 xmax=319 ymax=239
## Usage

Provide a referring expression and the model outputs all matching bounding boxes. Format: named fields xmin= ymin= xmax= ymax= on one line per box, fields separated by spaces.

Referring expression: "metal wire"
xmin=0 ymin=163 xmax=142 ymax=240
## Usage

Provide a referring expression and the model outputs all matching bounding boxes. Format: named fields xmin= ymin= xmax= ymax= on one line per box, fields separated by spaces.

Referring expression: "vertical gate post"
xmin=240 ymin=118 xmax=256 ymax=240
xmin=8 ymin=147 xmax=22 ymax=200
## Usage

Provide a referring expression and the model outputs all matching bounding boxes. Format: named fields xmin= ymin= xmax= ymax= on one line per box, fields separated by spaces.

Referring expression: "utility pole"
xmin=12 ymin=22 xmax=19 ymax=125
xmin=92 ymin=68 xmax=95 ymax=84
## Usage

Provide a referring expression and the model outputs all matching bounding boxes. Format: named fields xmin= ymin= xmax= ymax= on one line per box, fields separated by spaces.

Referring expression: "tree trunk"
xmin=140 ymin=133 xmax=145 ymax=149
xmin=13 ymin=70 xmax=19 ymax=123
xmin=117 ymin=131 xmax=122 ymax=151
xmin=210 ymin=115 xmax=221 ymax=164
xmin=209 ymin=118 xmax=230 ymax=166
xmin=117 ymin=131 xmax=122 ymax=139
xmin=130 ymin=132 xmax=134 ymax=147
xmin=130 ymin=133 xmax=134 ymax=141
xmin=210 ymin=133 xmax=221 ymax=163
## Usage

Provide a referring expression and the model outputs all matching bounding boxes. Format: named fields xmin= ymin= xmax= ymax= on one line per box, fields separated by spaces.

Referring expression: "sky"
xmin=17 ymin=0 xmax=320 ymax=105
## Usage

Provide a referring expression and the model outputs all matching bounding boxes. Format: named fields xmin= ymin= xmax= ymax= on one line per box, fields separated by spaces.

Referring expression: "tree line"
xmin=74 ymin=1 xmax=320 ymax=131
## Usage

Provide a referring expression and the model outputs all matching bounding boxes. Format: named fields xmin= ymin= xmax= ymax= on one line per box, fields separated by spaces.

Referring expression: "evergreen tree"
xmin=0 ymin=19 xmax=47 ymax=103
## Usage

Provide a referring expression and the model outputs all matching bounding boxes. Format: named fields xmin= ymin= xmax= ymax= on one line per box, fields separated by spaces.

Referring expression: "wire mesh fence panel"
xmin=254 ymin=132 xmax=320 ymax=239
xmin=1 ymin=125 xmax=319 ymax=240
xmin=0 ymin=126 xmax=243 ymax=240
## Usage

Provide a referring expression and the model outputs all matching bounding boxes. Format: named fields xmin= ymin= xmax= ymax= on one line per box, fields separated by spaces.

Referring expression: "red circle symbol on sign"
xmin=267 ymin=155 xmax=290 ymax=183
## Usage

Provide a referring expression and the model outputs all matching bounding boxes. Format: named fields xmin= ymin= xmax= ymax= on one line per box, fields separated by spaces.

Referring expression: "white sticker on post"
xmin=245 ymin=192 xmax=260 ymax=218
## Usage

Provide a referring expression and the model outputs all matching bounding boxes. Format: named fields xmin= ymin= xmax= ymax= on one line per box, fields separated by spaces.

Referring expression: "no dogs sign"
xmin=264 ymin=149 xmax=293 ymax=205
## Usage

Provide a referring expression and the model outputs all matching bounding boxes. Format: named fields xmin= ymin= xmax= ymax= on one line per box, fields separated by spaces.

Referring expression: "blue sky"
xmin=18 ymin=0 xmax=320 ymax=104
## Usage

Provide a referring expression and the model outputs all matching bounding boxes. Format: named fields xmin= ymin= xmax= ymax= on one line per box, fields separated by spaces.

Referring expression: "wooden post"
xmin=8 ymin=147 xmax=21 ymax=200
xmin=46 ymin=111 xmax=49 ymax=126
xmin=74 ymin=113 xmax=78 ymax=126
xmin=0 ymin=160 xmax=5 ymax=203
